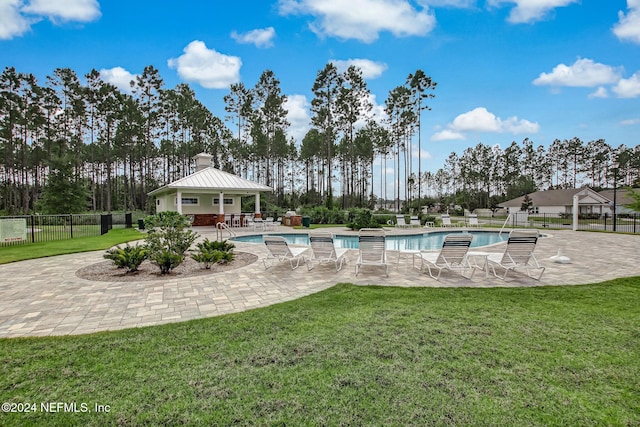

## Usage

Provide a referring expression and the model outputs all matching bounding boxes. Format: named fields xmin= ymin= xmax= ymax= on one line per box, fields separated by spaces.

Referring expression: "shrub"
xmin=150 ymin=249 xmax=185 ymax=274
xmin=346 ymin=208 xmax=381 ymax=230
xmin=191 ymin=239 xmax=236 ymax=269
xmin=144 ymin=211 xmax=199 ymax=274
xmin=104 ymin=244 xmax=148 ymax=272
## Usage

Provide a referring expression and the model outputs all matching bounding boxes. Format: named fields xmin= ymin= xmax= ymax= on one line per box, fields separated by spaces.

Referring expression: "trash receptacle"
xmin=302 ymin=216 xmax=310 ymax=228
xmin=138 ymin=219 xmax=145 ymax=230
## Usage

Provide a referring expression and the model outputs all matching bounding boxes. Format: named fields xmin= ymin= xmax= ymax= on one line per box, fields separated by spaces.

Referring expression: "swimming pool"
xmin=232 ymin=230 xmax=509 ymax=251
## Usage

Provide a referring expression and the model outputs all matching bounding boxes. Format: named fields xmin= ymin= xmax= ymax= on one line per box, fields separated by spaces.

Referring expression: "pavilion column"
xmin=572 ymin=194 xmax=579 ymax=231
xmin=176 ymin=190 xmax=182 ymax=214
xmin=254 ymin=193 xmax=261 ymax=218
xmin=218 ymin=192 xmax=225 ymax=215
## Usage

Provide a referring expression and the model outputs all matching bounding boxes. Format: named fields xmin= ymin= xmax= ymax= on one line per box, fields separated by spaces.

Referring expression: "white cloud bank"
xmin=533 ymin=58 xmax=640 ymax=98
xmin=0 ymin=0 xmax=100 ymax=39
xmin=231 ymin=27 xmax=276 ymax=48
xmin=330 ymin=58 xmax=388 ymax=79
xmin=613 ymin=0 xmax=640 ymax=44
xmin=432 ymin=107 xmax=540 ymax=141
xmin=533 ymin=58 xmax=623 ymax=87
xmin=278 ymin=0 xmax=436 ymax=42
xmin=285 ymin=94 xmax=311 ymax=142
xmin=168 ymin=40 xmax=242 ymax=89
xmin=99 ymin=67 xmax=137 ymax=94
xmin=488 ymin=0 xmax=577 ymax=24
xmin=612 ymin=71 xmax=640 ymax=98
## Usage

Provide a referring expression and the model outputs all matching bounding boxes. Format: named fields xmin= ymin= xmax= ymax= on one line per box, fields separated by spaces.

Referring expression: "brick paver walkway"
xmin=1 ymin=228 xmax=638 ymax=337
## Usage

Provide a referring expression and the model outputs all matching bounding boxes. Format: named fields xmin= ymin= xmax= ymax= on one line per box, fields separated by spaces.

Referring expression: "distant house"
xmin=499 ymin=188 xmax=611 ymax=216
xmin=148 ymin=153 xmax=273 ymax=226
xmin=598 ymin=189 xmax=640 ymax=215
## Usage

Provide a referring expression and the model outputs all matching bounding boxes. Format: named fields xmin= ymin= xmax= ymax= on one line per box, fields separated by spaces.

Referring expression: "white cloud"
xmin=488 ymin=0 xmax=577 ymax=24
xmin=278 ymin=0 xmax=436 ymax=42
xmin=0 ymin=0 xmax=33 ymax=39
xmin=99 ymin=67 xmax=137 ymax=94
xmin=612 ymin=71 xmax=640 ymax=98
xmin=620 ymin=118 xmax=640 ymax=126
xmin=588 ymin=87 xmax=609 ymax=99
xmin=284 ymin=94 xmax=311 ymax=141
xmin=231 ymin=27 xmax=276 ymax=48
xmin=412 ymin=144 xmax=433 ymax=160
xmin=431 ymin=129 xmax=466 ymax=141
xmin=533 ymin=58 xmax=623 ymax=87
xmin=22 ymin=0 xmax=101 ymax=23
xmin=613 ymin=0 xmax=640 ymax=44
xmin=0 ymin=0 xmax=100 ymax=39
xmin=433 ymin=107 xmax=539 ymax=140
xmin=167 ymin=40 xmax=242 ymax=90
xmin=417 ymin=0 xmax=475 ymax=7
xmin=330 ymin=58 xmax=388 ymax=79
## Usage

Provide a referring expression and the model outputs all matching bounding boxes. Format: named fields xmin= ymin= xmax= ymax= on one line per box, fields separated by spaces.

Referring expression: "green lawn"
xmin=1 ymin=281 xmax=638 ymax=426
xmin=0 ymin=228 xmax=144 ymax=264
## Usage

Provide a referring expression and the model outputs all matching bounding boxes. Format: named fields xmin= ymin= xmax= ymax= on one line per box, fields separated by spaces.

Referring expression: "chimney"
xmin=193 ymin=153 xmax=213 ymax=172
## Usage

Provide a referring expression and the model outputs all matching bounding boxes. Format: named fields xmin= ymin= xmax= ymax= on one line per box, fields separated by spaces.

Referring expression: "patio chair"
xmin=307 ymin=232 xmax=349 ymax=272
xmin=486 ymin=229 xmax=545 ymax=280
xmin=264 ymin=217 xmax=276 ymax=231
xmin=440 ymin=214 xmax=459 ymax=227
xmin=396 ymin=214 xmax=409 ymax=228
xmin=252 ymin=217 xmax=265 ymax=231
xmin=355 ymin=228 xmax=389 ymax=276
xmin=413 ymin=234 xmax=474 ymax=280
xmin=263 ymin=236 xmax=309 ymax=270
xmin=467 ymin=214 xmax=479 ymax=227
xmin=409 ymin=216 xmax=422 ymax=228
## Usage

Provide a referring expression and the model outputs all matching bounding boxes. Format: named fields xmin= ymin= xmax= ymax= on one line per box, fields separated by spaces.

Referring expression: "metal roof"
xmin=148 ymin=167 xmax=273 ymax=196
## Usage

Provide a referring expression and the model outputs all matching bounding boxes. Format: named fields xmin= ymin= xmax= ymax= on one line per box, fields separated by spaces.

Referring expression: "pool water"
xmin=232 ymin=230 xmax=508 ymax=250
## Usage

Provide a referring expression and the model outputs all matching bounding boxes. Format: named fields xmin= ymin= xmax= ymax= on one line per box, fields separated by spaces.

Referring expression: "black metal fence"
xmin=0 ymin=213 xmax=135 ymax=246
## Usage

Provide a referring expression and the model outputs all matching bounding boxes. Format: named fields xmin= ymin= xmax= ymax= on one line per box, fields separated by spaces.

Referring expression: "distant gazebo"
xmin=148 ymin=153 xmax=273 ymax=226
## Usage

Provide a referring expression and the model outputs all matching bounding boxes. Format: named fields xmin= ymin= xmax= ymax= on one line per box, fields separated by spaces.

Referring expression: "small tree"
xmin=37 ymin=161 xmax=90 ymax=214
xmin=521 ymin=194 xmax=533 ymax=213
xmin=144 ymin=211 xmax=198 ymax=274
xmin=624 ymin=188 xmax=640 ymax=212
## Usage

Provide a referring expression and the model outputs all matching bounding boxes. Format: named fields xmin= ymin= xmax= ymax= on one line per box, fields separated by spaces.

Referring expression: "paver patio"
xmin=0 ymin=227 xmax=638 ymax=338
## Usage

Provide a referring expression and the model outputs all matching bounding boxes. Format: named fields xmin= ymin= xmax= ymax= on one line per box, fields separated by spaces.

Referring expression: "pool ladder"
xmin=216 ymin=222 xmax=236 ymax=241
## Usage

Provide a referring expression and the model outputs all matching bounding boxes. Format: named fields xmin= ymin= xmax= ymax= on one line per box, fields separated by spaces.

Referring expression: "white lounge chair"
xmin=440 ymin=214 xmax=459 ymax=227
xmin=486 ymin=229 xmax=545 ymax=280
xmin=263 ymin=236 xmax=309 ymax=269
xmin=409 ymin=216 xmax=421 ymax=228
xmin=355 ymin=228 xmax=388 ymax=276
xmin=307 ymin=232 xmax=348 ymax=271
xmin=413 ymin=234 xmax=474 ymax=280
xmin=467 ymin=214 xmax=479 ymax=227
xmin=396 ymin=214 xmax=409 ymax=228
xmin=252 ymin=217 xmax=265 ymax=231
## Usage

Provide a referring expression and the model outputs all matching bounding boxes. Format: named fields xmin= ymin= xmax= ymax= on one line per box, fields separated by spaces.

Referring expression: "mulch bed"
xmin=76 ymin=251 xmax=258 ymax=282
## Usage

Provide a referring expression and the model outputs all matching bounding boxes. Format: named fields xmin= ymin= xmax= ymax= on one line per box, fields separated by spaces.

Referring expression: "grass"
xmin=0 ymin=228 xmax=144 ymax=264
xmin=1 ymin=280 xmax=639 ymax=426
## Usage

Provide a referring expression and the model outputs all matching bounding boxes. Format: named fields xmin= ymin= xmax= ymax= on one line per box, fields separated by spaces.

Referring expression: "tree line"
xmin=1 ymin=64 xmax=638 ymax=215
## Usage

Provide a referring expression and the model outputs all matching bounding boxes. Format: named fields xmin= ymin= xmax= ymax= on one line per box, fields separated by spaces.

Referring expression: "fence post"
xmin=100 ymin=214 xmax=112 ymax=235
xmin=69 ymin=214 xmax=73 ymax=239
xmin=125 ymin=213 xmax=132 ymax=228
xmin=30 ymin=215 xmax=35 ymax=243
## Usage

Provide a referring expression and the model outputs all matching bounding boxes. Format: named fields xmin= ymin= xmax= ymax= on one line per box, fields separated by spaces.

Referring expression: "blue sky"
xmin=2 ymin=0 xmax=640 ymax=177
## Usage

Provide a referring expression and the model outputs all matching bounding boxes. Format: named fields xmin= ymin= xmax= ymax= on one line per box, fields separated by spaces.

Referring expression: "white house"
xmin=148 ymin=153 xmax=273 ymax=226
xmin=499 ymin=188 xmax=611 ymax=216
